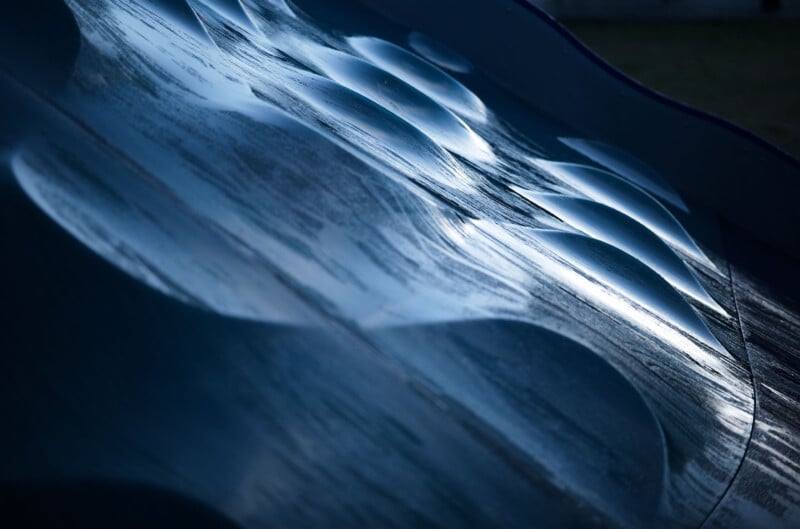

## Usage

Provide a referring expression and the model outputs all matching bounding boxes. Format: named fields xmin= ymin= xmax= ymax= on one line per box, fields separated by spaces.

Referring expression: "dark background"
xmin=533 ymin=1 xmax=800 ymax=159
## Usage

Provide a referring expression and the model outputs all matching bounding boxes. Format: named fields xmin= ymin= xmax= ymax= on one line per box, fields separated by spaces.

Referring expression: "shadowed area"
xmin=0 ymin=0 xmax=80 ymax=152
xmin=374 ymin=319 xmax=667 ymax=527
xmin=0 ymin=174 xmax=624 ymax=528
xmin=0 ymin=482 xmax=242 ymax=529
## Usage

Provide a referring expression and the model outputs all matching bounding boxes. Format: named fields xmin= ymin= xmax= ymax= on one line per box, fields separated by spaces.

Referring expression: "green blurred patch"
xmin=565 ymin=20 xmax=800 ymax=159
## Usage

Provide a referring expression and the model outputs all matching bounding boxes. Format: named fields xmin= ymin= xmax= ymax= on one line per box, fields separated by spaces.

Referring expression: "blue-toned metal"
xmin=0 ymin=1 xmax=798 ymax=528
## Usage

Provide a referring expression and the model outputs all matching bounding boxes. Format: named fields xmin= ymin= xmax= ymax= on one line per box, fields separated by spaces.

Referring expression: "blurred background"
xmin=528 ymin=0 xmax=800 ymax=158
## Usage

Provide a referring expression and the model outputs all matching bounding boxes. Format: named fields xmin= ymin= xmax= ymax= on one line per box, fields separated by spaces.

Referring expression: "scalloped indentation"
xmin=150 ymin=0 xmax=213 ymax=40
xmin=534 ymin=230 xmax=722 ymax=350
xmin=408 ymin=31 xmax=472 ymax=73
xmin=348 ymin=36 xmax=487 ymax=122
xmin=189 ymin=0 xmax=256 ymax=30
xmin=559 ymin=137 xmax=689 ymax=212
xmin=519 ymin=192 xmax=726 ymax=315
xmin=531 ymin=159 xmax=714 ymax=267
xmin=286 ymin=74 xmax=475 ymax=193
xmin=303 ymin=44 xmax=494 ymax=163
